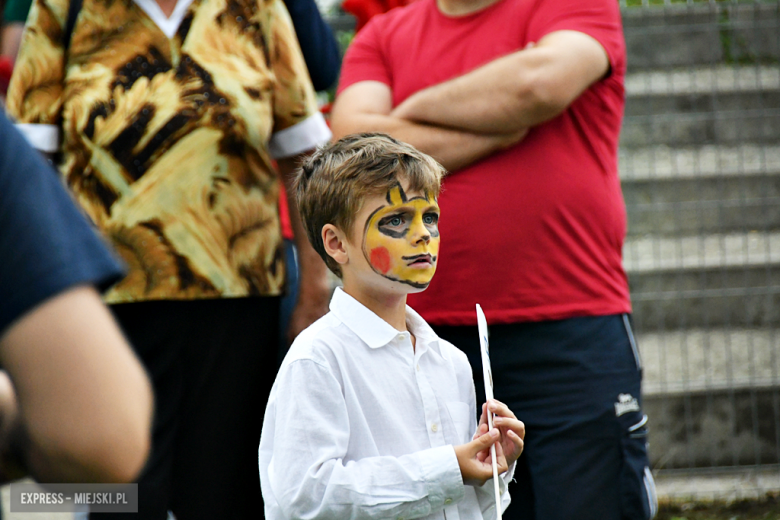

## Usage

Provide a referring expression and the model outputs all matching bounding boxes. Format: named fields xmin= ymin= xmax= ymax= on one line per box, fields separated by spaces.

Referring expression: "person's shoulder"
xmin=283 ymin=311 xmax=353 ymax=367
xmin=362 ymin=0 xmax=432 ymax=32
xmin=437 ymin=336 xmax=471 ymax=369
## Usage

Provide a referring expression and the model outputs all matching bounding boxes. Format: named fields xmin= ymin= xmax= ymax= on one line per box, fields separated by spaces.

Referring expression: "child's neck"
xmin=342 ymin=286 xmax=409 ymax=333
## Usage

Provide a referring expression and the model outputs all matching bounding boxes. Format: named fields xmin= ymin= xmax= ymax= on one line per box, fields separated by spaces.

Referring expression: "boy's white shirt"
xmin=259 ymin=287 xmax=513 ymax=520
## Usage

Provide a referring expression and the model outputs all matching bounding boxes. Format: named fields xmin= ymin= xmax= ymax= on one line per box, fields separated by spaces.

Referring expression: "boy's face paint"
xmin=361 ymin=183 xmax=440 ymax=289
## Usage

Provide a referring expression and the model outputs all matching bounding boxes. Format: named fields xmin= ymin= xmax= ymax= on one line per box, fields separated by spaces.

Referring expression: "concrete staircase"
xmin=620 ymin=2 xmax=780 ymax=471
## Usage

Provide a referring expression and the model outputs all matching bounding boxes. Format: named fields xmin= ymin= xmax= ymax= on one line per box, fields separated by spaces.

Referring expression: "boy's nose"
xmin=412 ymin=222 xmax=431 ymax=244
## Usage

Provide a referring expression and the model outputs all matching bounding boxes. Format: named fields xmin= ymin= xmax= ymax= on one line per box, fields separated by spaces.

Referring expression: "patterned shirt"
xmin=7 ymin=0 xmax=331 ymax=303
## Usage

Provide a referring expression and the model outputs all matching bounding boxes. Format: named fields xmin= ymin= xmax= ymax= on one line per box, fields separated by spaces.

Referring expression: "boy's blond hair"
xmin=294 ymin=133 xmax=445 ymax=277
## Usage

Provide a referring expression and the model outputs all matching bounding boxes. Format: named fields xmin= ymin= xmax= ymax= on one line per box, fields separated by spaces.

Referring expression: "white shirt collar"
xmin=329 ymin=287 xmax=441 ymax=353
xmin=133 ymin=0 xmax=196 ymax=39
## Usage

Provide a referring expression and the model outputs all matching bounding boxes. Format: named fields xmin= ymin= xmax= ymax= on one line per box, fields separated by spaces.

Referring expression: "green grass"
xmin=657 ymin=494 xmax=780 ymax=520
xmin=623 ymin=0 xmax=773 ymax=6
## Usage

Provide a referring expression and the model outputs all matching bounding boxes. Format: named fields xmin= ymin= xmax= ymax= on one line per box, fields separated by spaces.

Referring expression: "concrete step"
xmin=620 ymin=107 xmax=780 ymax=148
xmin=625 ymin=86 xmax=780 ymax=118
xmin=625 ymin=233 xmax=780 ymax=330
xmin=624 ymin=232 xmax=780 ymax=273
xmin=630 ymin=267 xmax=780 ymax=331
xmin=639 ymin=328 xmax=780 ymax=395
xmin=645 ymin=386 xmax=780 ymax=468
xmin=640 ymin=327 xmax=780 ymax=469
xmin=622 ymin=109 xmax=780 ymax=150
xmin=622 ymin=3 xmax=780 ymax=71
xmin=623 ymin=174 xmax=780 ymax=236
xmin=621 ymin=144 xmax=780 ymax=237
xmin=653 ymin=466 xmax=780 ymax=501
xmin=626 ymin=65 xmax=780 ymax=97
xmin=619 ymin=144 xmax=780 ymax=181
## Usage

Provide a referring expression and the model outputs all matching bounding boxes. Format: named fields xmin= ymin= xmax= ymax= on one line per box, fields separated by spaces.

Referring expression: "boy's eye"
xmin=379 ymin=215 xmax=405 ymax=229
xmin=423 ymin=213 xmax=438 ymax=225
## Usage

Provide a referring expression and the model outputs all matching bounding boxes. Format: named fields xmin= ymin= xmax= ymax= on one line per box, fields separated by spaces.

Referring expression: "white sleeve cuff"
xmin=15 ymin=124 xmax=60 ymax=153
xmin=269 ymin=112 xmax=331 ymax=159
xmin=500 ymin=459 xmax=516 ymax=494
xmin=418 ymin=445 xmax=465 ymax=511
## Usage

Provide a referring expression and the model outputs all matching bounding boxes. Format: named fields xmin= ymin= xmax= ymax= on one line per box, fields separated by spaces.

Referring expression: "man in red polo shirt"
xmin=331 ymin=0 xmax=656 ymax=518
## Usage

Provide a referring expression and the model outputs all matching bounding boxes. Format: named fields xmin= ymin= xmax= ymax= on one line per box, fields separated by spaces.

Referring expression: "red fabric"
xmin=341 ymin=0 xmax=417 ymax=32
xmin=0 ymin=56 xmax=13 ymax=97
xmin=279 ymin=183 xmax=294 ymax=240
xmin=338 ymin=0 xmax=630 ymax=326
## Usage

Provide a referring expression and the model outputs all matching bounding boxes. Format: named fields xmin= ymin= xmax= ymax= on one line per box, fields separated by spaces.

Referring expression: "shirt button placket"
xmin=414 ymin=351 xmax=444 ymax=447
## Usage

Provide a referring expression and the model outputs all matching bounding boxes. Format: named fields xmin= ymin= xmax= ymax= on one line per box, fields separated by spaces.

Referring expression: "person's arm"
xmin=265 ymin=358 xmax=506 ymax=520
xmin=5 ymin=0 xmax=66 ymax=153
xmin=392 ymin=30 xmax=610 ymax=134
xmin=264 ymin=0 xmax=333 ymax=342
xmin=1 ymin=23 xmax=25 ymax=61
xmin=455 ymin=379 xmax=514 ymax=519
xmin=277 ymin=154 xmax=331 ymax=343
xmin=0 ymin=285 xmax=153 ymax=484
xmin=330 ymin=81 xmax=526 ymax=172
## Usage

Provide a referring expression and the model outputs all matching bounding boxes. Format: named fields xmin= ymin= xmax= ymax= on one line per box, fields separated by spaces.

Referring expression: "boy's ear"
xmin=322 ymin=224 xmax=349 ymax=266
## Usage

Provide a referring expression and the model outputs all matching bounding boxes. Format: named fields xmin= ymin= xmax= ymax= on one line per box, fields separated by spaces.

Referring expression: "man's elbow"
xmin=329 ymin=113 xmax=360 ymax=141
xmin=86 ymin=356 xmax=154 ymax=483
xmin=98 ymin=424 xmax=152 ymax=484
xmin=94 ymin=375 xmax=154 ymax=483
xmin=514 ymin=75 xmax=572 ymax=125
xmin=30 ymin=375 xmax=153 ymax=483
xmin=75 ymin=421 xmax=151 ymax=483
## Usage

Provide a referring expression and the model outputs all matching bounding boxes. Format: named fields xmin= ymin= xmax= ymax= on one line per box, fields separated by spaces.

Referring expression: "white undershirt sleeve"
xmin=15 ymin=124 xmax=60 ymax=153
xmin=269 ymin=112 xmax=331 ymax=159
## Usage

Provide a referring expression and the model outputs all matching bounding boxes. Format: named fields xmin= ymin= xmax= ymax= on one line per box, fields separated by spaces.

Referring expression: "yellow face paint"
xmin=362 ymin=183 xmax=440 ymax=289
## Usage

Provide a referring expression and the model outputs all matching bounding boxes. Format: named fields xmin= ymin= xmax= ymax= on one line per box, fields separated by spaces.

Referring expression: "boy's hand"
xmin=454 ymin=429 xmax=508 ymax=486
xmin=476 ymin=399 xmax=525 ymax=465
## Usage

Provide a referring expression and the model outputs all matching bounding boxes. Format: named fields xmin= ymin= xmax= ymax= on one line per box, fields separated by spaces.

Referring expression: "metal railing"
xmin=619 ymin=0 xmax=780 ymax=499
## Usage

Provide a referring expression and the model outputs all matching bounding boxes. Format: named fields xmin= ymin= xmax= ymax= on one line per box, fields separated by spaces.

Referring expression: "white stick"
xmin=487 ymin=413 xmax=502 ymax=519
xmin=476 ymin=304 xmax=502 ymax=519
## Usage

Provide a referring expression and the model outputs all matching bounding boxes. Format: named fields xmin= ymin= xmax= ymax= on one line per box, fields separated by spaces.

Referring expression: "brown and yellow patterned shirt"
xmin=7 ymin=0 xmax=330 ymax=303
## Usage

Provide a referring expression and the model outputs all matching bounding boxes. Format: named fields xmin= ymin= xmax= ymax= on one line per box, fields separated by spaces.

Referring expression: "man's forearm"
xmin=391 ymin=51 xmax=547 ymax=134
xmin=330 ymin=111 xmax=522 ymax=172
xmin=392 ymin=32 xmax=610 ymax=134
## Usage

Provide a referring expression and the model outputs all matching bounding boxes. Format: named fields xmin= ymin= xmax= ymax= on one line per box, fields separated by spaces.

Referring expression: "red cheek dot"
xmin=370 ymin=247 xmax=392 ymax=274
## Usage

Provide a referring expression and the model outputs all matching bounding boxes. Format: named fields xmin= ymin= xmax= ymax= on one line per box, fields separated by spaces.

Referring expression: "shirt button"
xmin=416 ymin=364 xmax=420 ymax=372
xmin=431 ymin=423 xmax=438 ymax=433
xmin=444 ymin=498 xmax=453 ymax=505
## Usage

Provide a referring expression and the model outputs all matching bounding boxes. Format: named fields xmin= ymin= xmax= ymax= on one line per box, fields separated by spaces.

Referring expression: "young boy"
xmin=259 ymin=133 xmax=525 ymax=520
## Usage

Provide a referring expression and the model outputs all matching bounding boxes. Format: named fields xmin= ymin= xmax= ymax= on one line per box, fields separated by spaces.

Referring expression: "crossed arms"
xmin=331 ymin=30 xmax=610 ymax=172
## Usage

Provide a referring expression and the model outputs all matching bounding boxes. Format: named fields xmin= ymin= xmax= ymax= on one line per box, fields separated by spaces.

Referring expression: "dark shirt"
xmin=2 ymin=0 xmax=31 ymax=24
xmin=0 ymin=111 xmax=124 ymax=336
xmin=284 ymin=0 xmax=340 ymax=91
